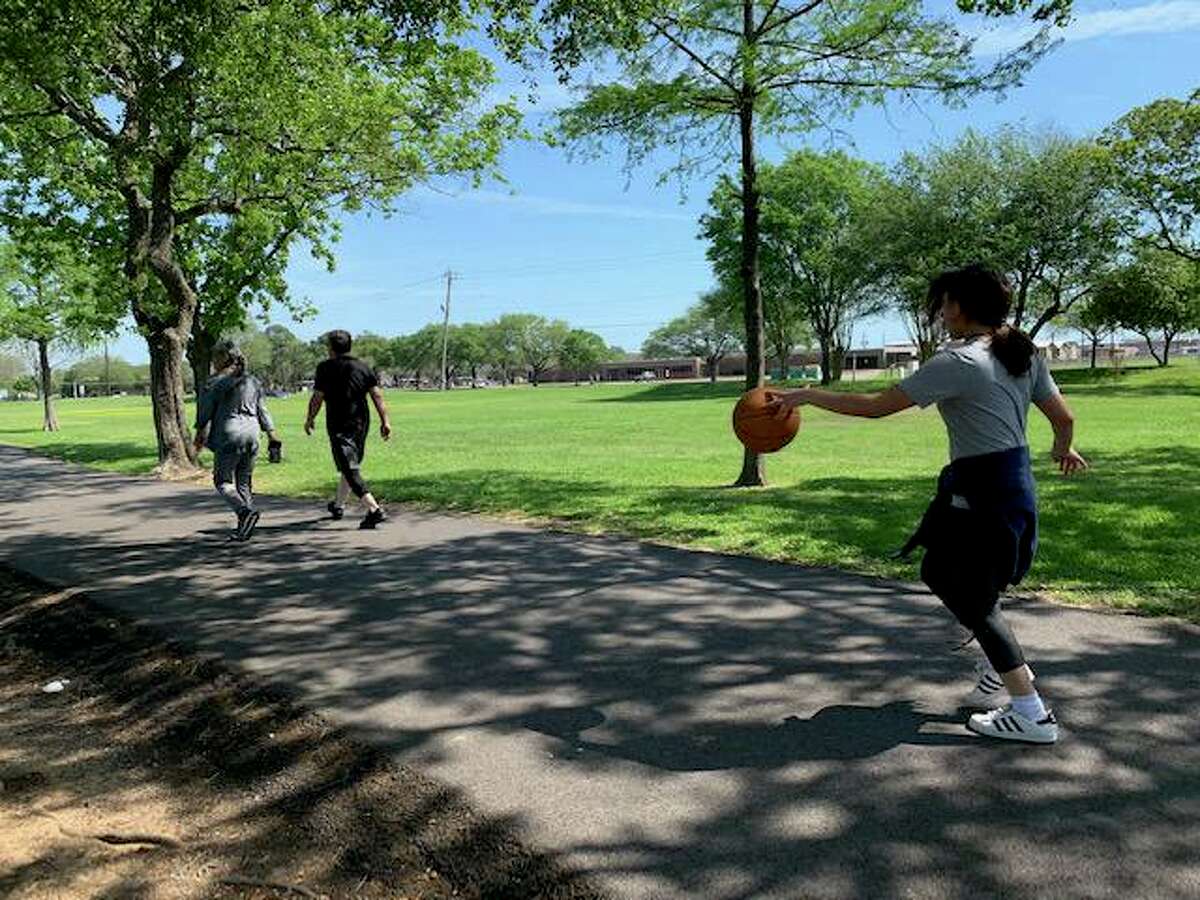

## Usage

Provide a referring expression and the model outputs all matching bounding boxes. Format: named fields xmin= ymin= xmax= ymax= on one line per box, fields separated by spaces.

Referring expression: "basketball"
xmin=732 ymin=388 xmax=800 ymax=453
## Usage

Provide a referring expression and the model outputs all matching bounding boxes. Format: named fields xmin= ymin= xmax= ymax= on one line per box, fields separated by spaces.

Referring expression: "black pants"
xmin=329 ymin=428 xmax=369 ymax=498
xmin=920 ymin=506 xmax=1027 ymax=674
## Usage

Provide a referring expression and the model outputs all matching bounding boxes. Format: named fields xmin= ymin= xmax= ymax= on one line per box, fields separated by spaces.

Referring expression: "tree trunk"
xmin=830 ymin=345 xmax=846 ymax=382
xmin=708 ymin=356 xmax=718 ymax=384
xmin=146 ymin=327 xmax=196 ymax=469
xmin=1090 ymin=337 xmax=1097 ymax=369
xmin=1139 ymin=331 xmax=1164 ymax=366
xmin=189 ymin=315 xmax=216 ymax=396
xmin=37 ymin=338 xmax=58 ymax=432
xmin=733 ymin=71 xmax=766 ymax=487
xmin=1162 ymin=331 xmax=1174 ymax=366
xmin=818 ymin=339 xmax=833 ymax=386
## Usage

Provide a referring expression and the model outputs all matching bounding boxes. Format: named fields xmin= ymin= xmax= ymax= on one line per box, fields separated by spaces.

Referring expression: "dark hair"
xmin=326 ymin=330 xmax=352 ymax=355
xmin=926 ymin=264 xmax=1036 ymax=377
xmin=213 ymin=339 xmax=246 ymax=376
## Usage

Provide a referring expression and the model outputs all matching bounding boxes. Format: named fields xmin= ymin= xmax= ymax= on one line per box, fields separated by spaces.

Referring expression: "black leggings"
xmin=942 ymin=593 xmax=1026 ymax=674
xmin=920 ymin=514 xmax=1027 ymax=674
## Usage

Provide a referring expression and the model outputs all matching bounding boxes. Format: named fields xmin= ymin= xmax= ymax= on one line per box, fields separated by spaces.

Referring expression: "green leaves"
xmin=642 ymin=289 xmax=741 ymax=364
xmin=1090 ymin=245 xmax=1200 ymax=365
xmin=1104 ymin=90 xmax=1200 ymax=262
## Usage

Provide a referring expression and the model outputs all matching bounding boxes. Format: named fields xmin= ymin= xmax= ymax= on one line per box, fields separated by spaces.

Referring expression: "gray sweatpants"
xmin=213 ymin=446 xmax=256 ymax=515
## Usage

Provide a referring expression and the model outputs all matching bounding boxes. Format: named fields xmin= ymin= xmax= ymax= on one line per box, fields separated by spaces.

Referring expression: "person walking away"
xmin=194 ymin=340 xmax=280 ymax=542
xmin=768 ymin=264 xmax=1088 ymax=744
xmin=304 ymin=329 xmax=392 ymax=529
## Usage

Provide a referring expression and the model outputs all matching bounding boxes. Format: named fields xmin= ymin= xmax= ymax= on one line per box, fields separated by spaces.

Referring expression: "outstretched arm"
xmin=1036 ymin=394 xmax=1088 ymax=475
xmin=768 ymin=385 xmax=915 ymax=419
xmin=369 ymin=386 xmax=392 ymax=440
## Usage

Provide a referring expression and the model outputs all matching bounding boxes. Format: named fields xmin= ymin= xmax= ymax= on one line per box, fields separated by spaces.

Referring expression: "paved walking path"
xmin=1 ymin=444 xmax=1197 ymax=899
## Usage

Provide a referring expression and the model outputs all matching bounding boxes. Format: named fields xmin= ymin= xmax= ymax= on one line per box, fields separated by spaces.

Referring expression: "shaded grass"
xmin=1 ymin=361 xmax=1197 ymax=619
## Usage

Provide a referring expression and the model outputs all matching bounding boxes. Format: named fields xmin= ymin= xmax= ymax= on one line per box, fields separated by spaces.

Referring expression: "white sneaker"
xmin=962 ymin=663 xmax=1008 ymax=709
xmin=967 ymin=705 xmax=1059 ymax=744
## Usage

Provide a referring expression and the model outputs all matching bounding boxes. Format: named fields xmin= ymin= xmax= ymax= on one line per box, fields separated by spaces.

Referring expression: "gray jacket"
xmin=196 ymin=373 xmax=274 ymax=453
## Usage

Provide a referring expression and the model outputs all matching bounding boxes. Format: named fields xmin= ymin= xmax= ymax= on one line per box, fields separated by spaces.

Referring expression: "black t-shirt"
xmin=314 ymin=355 xmax=378 ymax=435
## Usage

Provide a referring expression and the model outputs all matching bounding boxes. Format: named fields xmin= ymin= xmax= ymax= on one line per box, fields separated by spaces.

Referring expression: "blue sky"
xmin=110 ymin=0 xmax=1199 ymax=363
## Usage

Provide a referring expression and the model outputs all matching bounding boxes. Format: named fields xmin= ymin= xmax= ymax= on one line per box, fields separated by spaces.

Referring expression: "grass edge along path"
xmin=0 ymin=361 xmax=1196 ymax=622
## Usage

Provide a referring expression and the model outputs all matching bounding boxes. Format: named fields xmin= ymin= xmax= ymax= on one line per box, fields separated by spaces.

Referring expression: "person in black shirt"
xmin=304 ymin=330 xmax=392 ymax=529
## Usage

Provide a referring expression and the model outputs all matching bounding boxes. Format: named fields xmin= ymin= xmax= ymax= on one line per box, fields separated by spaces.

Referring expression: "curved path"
xmin=1 ymin=445 xmax=1196 ymax=899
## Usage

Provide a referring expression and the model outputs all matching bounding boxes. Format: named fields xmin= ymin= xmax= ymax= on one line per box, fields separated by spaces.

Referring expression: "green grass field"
xmin=2 ymin=361 xmax=1197 ymax=619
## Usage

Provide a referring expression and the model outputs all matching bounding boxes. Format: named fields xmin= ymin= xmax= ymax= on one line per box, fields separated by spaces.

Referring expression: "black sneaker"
xmin=236 ymin=509 xmax=261 ymax=542
xmin=230 ymin=510 xmax=249 ymax=541
xmin=359 ymin=508 xmax=387 ymax=530
xmin=327 ymin=502 xmax=345 ymax=521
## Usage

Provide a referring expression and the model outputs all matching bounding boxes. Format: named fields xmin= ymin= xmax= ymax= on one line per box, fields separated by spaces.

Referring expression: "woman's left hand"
xmin=1053 ymin=448 xmax=1089 ymax=476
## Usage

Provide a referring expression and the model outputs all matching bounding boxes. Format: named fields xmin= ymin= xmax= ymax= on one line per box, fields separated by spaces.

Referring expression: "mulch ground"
xmin=0 ymin=566 xmax=607 ymax=900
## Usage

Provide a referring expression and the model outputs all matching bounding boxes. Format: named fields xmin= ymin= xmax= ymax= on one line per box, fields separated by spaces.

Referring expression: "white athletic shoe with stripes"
xmin=962 ymin=662 xmax=1008 ymax=709
xmin=967 ymin=705 xmax=1059 ymax=744
xmin=961 ymin=661 xmax=1038 ymax=710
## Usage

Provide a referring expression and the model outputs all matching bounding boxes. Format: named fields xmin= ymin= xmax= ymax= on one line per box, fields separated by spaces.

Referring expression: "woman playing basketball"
xmin=768 ymin=264 xmax=1087 ymax=744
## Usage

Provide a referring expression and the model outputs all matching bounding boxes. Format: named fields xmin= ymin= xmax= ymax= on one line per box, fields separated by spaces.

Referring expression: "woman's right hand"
xmin=766 ymin=389 xmax=804 ymax=420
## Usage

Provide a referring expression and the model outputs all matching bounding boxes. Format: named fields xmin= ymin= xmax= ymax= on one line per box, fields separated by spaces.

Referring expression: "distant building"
xmin=594 ymin=357 xmax=703 ymax=382
xmin=1036 ymin=340 xmax=1082 ymax=362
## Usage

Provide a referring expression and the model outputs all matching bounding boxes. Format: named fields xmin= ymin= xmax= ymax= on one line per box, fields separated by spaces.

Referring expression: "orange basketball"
xmin=732 ymin=388 xmax=800 ymax=453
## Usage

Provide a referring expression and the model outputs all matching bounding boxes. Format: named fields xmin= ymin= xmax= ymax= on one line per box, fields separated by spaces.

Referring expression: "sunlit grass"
xmin=2 ymin=359 xmax=1197 ymax=619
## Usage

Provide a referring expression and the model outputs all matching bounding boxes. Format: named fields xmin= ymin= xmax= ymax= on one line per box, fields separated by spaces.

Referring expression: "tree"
xmin=876 ymin=129 xmax=1122 ymax=344
xmin=997 ymin=132 xmax=1123 ymax=336
xmin=0 ymin=349 xmax=26 ymax=387
xmin=1064 ymin=298 xmax=1116 ymax=370
xmin=352 ymin=332 xmax=393 ymax=371
xmin=1104 ymin=90 xmax=1200 ymax=262
xmin=0 ymin=0 xmax=522 ymax=469
xmin=181 ymin=203 xmax=323 ymax=391
xmin=558 ymin=0 xmax=1060 ymax=484
xmin=501 ymin=313 xmax=569 ymax=386
xmin=0 ymin=238 xmax=122 ymax=429
xmin=390 ymin=326 xmax=442 ymax=387
xmin=872 ymin=150 xmax=987 ymax=361
xmin=449 ymin=322 xmax=491 ymax=385
xmin=61 ymin=354 xmax=144 ymax=395
xmin=558 ymin=328 xmax=610 ymax=383
xmin=704 ymin=151 xmax=888 ymax=384
xmin=643 ymin=290 xmax=741 ymax=383
xmin=1091 ymin=247 xmax=1200 ymax=366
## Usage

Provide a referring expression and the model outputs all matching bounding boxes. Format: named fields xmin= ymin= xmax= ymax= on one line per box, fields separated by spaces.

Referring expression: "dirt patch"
xmin=0 ymin=567 xmax=606 ymax=900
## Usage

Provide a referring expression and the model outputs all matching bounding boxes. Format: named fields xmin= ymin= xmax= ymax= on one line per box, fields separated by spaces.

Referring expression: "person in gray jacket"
xmin=193 ymin=340 xmax=280 ymax=542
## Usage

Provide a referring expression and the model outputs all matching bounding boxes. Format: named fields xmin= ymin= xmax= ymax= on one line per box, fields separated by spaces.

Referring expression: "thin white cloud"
xmin=972 ymin=0 xmax=1200 ymax=55
xmin=434 ymin=188 xmax=697 ymax=222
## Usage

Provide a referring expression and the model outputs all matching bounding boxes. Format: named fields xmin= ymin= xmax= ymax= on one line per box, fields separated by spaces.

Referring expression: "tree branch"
xmin=758 ymin=0 xmax=828 ymax=38
xmin=0 ymin=107 xmax=60 ymax=124
xmin=34 ymin=83 xmax=118 ymax=146
xmin=174 ymin=194 xmax=288 ymax=224
xmin=649 ymin=19 xmax=738 ymax=92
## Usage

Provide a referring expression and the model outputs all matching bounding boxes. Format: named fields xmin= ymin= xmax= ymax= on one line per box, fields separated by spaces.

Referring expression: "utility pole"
xmin=441 ymin=270 xmax=454 ymax=390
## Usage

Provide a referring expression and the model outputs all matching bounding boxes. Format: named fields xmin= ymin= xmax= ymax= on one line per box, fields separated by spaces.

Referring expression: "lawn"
xmin=2 ymin=360 xmax=1197 ymax=619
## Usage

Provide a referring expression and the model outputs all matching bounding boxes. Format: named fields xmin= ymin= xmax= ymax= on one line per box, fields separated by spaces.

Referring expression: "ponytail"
xmin=990 ymin=324 xmax=1036 ymax=377
xmin=928 ymin=264 xmax=1037 ymax=377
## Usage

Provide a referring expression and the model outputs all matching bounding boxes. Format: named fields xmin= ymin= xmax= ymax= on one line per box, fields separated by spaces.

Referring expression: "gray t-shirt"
xmin=196 ymin=373 xmax=274 ymax=454
xmin=899 ymin=336 xmax=1059 ymax=461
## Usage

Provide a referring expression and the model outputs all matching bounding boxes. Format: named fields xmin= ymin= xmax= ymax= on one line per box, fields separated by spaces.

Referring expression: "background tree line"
xmin=0 ymin=0 xmax=1195 ymax=487
xmin=687 ymin=110 xmax=1200 ymax=387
